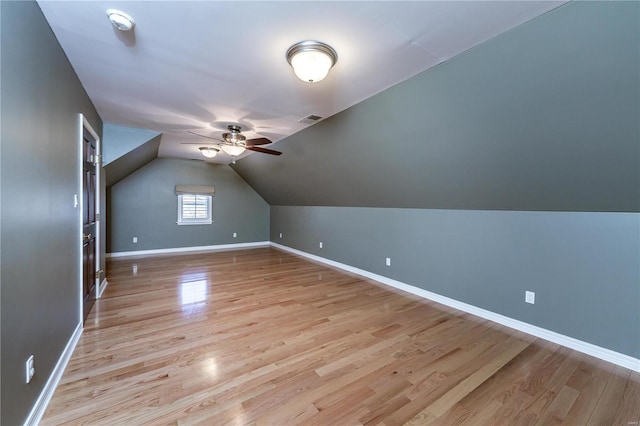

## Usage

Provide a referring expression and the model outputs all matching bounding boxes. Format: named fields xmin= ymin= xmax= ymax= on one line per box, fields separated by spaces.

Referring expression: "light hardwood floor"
xmin=42 ymin=247 xmax=639 ymax=425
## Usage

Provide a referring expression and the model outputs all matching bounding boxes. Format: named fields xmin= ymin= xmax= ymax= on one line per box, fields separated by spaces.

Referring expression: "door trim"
xmin=78 ymin=114 xmax=101 ymax=324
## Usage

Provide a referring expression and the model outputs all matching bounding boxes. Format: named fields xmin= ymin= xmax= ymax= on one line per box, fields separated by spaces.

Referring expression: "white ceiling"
xmin=37 ymin=1 xmax=566 ymax=164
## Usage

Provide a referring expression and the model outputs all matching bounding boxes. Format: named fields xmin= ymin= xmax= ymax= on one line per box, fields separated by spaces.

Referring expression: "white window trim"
xmin=177 ymin=194 xmax=213 ymax=225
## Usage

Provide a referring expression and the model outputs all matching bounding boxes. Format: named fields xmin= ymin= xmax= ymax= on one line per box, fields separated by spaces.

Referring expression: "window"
xmin=177 ymin=194 xmax=212 ymax=225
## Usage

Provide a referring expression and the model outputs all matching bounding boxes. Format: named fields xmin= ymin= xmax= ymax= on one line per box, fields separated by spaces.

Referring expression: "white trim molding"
xmin=107 ymin=241 xmax=270 ymax=259
xmin=24 ymin=322 xmax=83 ymax=426
xmin=77 ymin=114 xmax=84 ymax=324
xmin=97 ymin=278 xmax=109 ymax=298
xmin=270 ymin=242 xmax=640 ymax=373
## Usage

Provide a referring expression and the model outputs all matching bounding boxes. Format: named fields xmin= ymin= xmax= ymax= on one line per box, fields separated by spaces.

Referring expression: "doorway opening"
xmin=79 ymin=115 xmax=101 ymax=323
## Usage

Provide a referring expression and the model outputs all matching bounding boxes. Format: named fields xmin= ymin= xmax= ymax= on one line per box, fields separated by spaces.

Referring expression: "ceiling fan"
xmin=183 ymin=125 xmax=282 ymax=162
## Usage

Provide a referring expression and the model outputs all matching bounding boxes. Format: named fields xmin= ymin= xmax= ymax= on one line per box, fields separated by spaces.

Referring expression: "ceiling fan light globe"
xmin=199 ymin=147 xmax=218 ymax=158
xmin=221 ymin=145 xmax=246 ymax=156
xmin=291 ymin=50 xmax=332 ymax=83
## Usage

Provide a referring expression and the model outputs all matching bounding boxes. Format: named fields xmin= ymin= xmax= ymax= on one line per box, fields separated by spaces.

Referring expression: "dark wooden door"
xmin=82 ymin=128 xmax=97 ymax=321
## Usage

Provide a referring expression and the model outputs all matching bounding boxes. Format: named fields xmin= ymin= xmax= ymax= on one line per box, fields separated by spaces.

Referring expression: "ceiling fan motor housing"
xmin=223 ymin=125 xmax=246 ymax=144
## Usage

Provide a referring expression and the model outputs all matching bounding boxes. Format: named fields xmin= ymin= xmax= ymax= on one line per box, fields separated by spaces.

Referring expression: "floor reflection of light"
xmin=132 ymin=264 xmax=138 ymax=275
xmin=233 ymin=406 xmax=247 ymax=426
xmin=180 ymin=271 xmax=208 ymax=305
xmin=203 ymin=357 xmax=218 ymax=378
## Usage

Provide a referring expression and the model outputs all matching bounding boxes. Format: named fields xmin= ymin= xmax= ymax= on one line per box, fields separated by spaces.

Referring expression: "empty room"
xmin=1 ymin=1 xmax=639 ymax=425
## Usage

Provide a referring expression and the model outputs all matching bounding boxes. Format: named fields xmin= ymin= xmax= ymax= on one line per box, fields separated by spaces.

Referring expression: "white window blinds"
xmin=177 ymin=194 xmax=212 ymax=225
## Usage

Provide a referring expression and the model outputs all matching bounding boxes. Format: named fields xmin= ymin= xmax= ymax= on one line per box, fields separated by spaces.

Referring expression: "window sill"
xmin=176 ymin=221 xmax=213 ymax=226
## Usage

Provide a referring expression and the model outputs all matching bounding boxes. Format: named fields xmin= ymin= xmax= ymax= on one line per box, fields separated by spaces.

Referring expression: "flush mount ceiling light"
xmin=286 ymin=41 xmax=337 ymax=83
xmin=106 ymin=9 xmax=136 ymax=31
xmin=199 ymin=147 xmax=219 ymax=158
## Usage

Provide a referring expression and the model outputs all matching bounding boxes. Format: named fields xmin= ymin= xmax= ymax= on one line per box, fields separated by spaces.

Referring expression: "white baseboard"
xmin=107 ymin=241 xmax=270 ymax=259
xmin=97 ymin=278 xmax=108 ymax=298
xmin=24 ymin=321 xmax=83 ymax=426
xmin=270 ymin=242 xmax=640 ymax=373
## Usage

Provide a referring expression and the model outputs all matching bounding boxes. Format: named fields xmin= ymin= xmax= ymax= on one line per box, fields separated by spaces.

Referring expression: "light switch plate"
xmin=26 ymin=355 xmax=35 ymax=383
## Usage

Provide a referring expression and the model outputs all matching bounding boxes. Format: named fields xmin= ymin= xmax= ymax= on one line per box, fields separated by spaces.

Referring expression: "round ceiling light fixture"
xmin=199 ymin=147 xmax=219 ymax=158
xmin=286 ymin=41 xmax=337 ymax=83
xmin=106 ymin=9 xmax=136 ymax=31
xmin=220 ymin=145 xmax=246 ymax=157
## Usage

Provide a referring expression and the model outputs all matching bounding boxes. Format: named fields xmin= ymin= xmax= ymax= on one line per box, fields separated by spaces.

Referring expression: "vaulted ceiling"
xmin=37 ymin=1 xmax=565 ymax=164
xmin=233 ymin=2 xmax=640 ymax=212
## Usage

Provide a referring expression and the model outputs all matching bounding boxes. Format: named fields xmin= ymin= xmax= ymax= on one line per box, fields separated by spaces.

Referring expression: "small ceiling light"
xmin=199 ymin=147 xmax=218 ymax=158
xmin=220 ymin=145 xmax=246 ymax=157
xmin=106 ymin=9 xmax=136 ymax=32
xmin=286 ymin=41 xmax=337 ymax=83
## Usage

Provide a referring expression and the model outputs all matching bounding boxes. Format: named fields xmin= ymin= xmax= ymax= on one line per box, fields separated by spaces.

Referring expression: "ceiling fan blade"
xmin=187 ymin=131 xmax=224 ymax=142
xmin=246 ymin=137 xmax=272 ymax=146
xmin=247 ymin=146 xmax=282 ymax=156
xmin=181 ymin=142 xmax=219 ymax=145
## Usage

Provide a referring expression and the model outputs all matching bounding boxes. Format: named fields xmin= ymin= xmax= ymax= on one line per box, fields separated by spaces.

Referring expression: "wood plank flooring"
xmin=41 ymin=247 xmax=640 ymax=425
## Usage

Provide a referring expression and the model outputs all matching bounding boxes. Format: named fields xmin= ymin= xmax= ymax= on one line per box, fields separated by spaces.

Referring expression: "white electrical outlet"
xmin=233 ymin=232 xmax=237 ymax=238
xmin=26 ymin=355 xmax=35 ymax=383
xmin=133 ymin=236 xmax=138 ymax=243
xmin=279 ymin=233 xmax=283 ymax=239
xmin=319 ymin=242 xmax=323 ymax=249
xmin=386 ymin=257 xmax=391 ymax=266
xmin=525 ymin=291 xmax=535 ymax=304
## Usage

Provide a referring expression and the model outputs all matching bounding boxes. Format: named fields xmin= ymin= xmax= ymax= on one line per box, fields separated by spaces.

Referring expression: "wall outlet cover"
xmin=525 ymin=291 xmax=535 ymax=304
xmin=133 ymin=237 xmax=138 ymax=243
xmin=386 ymin=257 xmax=391 ymax=266
xmin=319 ymin=242 xmax=323 ymax=249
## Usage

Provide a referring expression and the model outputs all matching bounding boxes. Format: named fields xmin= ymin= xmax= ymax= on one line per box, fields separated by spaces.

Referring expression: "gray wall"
xmin=271 ymin=206 xmax=640 ymax=358
xmin=238 ymin=1 xmax=640 ymax=359
xmin=104 ymin=134 xmax=161 ymax=186
xmin=1 ymin=2 xmax=103 ymax=424
xmin=234 ymin=2 xmax=639 ymax=213
xmin=102 ymin=123 xmax=160 ymax=165
xmin=108 ymin=158 xmax=269 ymax=253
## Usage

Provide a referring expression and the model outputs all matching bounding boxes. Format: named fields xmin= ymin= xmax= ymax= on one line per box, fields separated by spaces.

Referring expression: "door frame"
xmin=78 ymin=114 xmax=102 ymax=324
